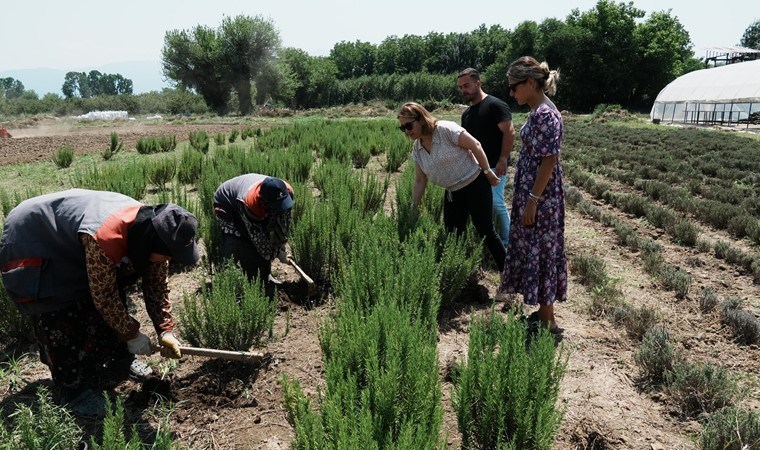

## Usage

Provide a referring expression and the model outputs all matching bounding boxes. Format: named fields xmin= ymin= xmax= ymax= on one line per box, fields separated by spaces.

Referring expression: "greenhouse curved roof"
xmin=653 ymin=59 xmax=760 ymax=104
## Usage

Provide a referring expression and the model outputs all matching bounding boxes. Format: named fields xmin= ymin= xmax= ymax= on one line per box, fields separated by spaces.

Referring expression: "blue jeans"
xmin=492 ymin=168 xmax=510 ymax=248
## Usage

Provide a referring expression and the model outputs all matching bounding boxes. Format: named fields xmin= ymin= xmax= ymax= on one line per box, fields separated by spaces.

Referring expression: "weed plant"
xmin=53 ymin=146 xmax=74 ymax=168
xmin=699 ymin=407 xmax=760 ymax=450
xmin=214 ymin=133 xmax=226 ymax=146
xmin=180 ymin=262 xmax=276 ymax=351
xmin=453 ymin=309 xmax=567 ymax=450
xmin=229 ymin=129 xmax=239 ymax=143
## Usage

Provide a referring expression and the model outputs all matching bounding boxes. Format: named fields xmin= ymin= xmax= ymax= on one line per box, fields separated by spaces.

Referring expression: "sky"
xmin=2 ymin=0 xmax=758 ymax=71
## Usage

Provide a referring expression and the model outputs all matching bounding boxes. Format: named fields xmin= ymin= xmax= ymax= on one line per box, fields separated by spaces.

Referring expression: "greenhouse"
xmin=650 ymin=58 xmax=760 ymax=127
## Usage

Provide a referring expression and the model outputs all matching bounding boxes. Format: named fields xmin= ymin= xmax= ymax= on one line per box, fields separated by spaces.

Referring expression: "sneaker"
xmin=64 ymin=388 xmax=106 ymax=420
xmin=128 ymin=357 xmax=153 ymax=380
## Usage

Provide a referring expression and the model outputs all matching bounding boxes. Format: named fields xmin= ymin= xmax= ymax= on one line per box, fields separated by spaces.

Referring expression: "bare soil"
xmin=2 ymin=118 xmax=759 ymax=449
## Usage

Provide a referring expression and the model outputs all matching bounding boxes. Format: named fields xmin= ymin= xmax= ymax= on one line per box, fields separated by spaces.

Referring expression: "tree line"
xmin=2 ymin=2 xmax=759 ymax=117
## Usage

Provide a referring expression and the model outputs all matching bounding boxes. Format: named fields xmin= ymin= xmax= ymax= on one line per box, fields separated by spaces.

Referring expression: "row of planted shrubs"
xmin=563 ymin=123 xmax=760 ymax=245
xmin=566 ymin=186 xmax=692 ymax=298
xmin=0 ymin=118 xmax=568 ymax=448
xmin=571 ymin=250 xmax=760 ymax=449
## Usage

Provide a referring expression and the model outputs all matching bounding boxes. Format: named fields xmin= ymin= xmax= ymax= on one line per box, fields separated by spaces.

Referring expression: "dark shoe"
xmin=63 ymin=388 xmax=106 ymax=420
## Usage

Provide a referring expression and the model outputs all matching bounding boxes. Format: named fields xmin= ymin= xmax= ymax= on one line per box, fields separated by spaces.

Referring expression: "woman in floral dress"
xmin=499 ymin=56 xmax=567 ymax=331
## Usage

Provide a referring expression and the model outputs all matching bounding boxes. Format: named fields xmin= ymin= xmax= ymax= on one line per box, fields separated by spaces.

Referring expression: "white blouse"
xmin=411 ymin=120 xmax=480 ymax=191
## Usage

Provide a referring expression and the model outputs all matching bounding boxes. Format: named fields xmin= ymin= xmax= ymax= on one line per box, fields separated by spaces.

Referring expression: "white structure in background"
xmin=76 ymin=111 xmax=129 ymax=121
xmin=650 ymin=59 xmax=760 ymax=128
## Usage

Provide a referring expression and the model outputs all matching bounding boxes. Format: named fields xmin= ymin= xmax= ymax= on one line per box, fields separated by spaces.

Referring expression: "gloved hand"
xmin=126 ymin=332 xmax=152 ymax=355
xmin=159 ymin=331 xmax=182 ymax=359
xmin=277 ymin=245 xmax=289 ymax=264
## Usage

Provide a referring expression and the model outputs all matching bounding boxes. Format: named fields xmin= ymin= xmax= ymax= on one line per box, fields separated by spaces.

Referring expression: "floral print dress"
xmin=500 ymin=102 xmax=567 ymax=305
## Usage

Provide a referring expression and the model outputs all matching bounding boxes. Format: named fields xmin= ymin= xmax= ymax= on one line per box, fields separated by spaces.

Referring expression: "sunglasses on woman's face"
xmin=398 ymin=119 xmax=416 ymax=132
xmin=509 ymin=79 xmax=528 ymax=93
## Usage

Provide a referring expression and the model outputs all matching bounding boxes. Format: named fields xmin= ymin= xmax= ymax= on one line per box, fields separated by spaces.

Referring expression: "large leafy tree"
xmin=632 ymin=10 xmax=700 ymax=106
xmin=0 ymin=77 xmax=26 ymax=99
xmin=740 ymin=19 xmax=760 ymax=49
xmin=330 ymin=40 xmax=376 ymax=79
xmin=219 ymin=15 xmax=281 ymax=115
xmin=61 ymin=71 xmax=132 ymax=99
xmin=162 ymin=25 xmax=230 ymax=114
xmin=162 ymin=15 xmax=280 ymax=115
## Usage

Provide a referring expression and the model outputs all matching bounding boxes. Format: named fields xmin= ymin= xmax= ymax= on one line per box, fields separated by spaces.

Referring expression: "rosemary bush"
xmin=188 ymin=130 xmax=210 ymax=154
xmin=180 ymin=262 xmax=276 ymax=350
xmin=53 ymin=146 xmax=74 ymax=168
xmin=284 ymin=300 xmax=442 ymax=449
xmin=147 ymin=156 xmax=176 ymax=190
xmin=0 ymin=387 xmax=82 ymax=449
xmin=453 ymin=309 xmax=567 ymax=450
xmin=136 ymin=137 xmax=160 ymax=154
xmin=103 ymin=132 xmax=123 ymax=160
xmin=70 ymin=161 xmax=147 ymax=200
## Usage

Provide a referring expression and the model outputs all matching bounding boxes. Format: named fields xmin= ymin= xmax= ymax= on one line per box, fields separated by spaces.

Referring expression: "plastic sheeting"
xmin=76 ymin=111 xmax=128 ymax=121
xmin=650 ymin=60 xmax=760 ymax=124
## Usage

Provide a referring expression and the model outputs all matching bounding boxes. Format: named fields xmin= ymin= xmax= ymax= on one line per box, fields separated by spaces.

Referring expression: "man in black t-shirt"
xmin=458 ymin=68 xmax=516 ymax=248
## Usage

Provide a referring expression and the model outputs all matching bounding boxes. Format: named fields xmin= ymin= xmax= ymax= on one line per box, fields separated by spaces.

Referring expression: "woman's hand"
xmin=486 ymin=171 xmax=500 ymax=186
xmin=522 ymin=199 xmax=537 ymax=227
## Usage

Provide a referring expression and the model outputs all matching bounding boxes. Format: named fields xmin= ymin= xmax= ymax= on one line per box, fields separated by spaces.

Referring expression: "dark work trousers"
xmin=32 ymin=294 xmax=131 ymax=395
xmin=443 ymin=173 xmax=507 ymax=272
xmin=220 ymin=232 xmax=272 ymax=283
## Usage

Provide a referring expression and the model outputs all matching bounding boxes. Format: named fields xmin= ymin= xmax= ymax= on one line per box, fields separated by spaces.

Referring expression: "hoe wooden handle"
xmin=151 ymin=344 xmax=269 ymax=363
xmin=287 ymin=256 xmax=315 ymax=286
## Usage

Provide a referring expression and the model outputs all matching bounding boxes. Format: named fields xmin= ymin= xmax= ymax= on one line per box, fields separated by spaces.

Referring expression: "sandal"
xmin=128 ymin=357 xmax=154 ymax=380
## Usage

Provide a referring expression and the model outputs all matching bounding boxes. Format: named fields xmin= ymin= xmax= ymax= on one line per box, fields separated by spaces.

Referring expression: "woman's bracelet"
xmin=528 ymin=192 xmax=541 ymax=203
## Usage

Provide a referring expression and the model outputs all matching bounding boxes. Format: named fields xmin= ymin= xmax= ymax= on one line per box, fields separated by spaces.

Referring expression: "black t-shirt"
xmin=461 ymin=95 xmax=512 ymax=167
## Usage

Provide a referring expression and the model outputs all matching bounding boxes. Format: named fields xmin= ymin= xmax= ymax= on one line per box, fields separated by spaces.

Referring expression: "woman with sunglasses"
xmin=499 ymin=56 xmax=567 ymax=332
xmin=397 ymin=101 xmax=506 ymax=271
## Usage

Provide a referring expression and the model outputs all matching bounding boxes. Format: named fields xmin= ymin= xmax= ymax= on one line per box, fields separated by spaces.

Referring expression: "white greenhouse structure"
xmin=650 ymin=59 xmax=760 ymax=127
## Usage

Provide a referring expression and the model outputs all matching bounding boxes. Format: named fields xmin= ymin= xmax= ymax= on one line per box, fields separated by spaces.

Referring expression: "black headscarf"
xmin=127 ymin=205 xmax=172 ymax=275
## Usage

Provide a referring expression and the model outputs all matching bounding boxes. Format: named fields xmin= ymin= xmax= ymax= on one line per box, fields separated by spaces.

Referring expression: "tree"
xmin=61 ymin=71 xmax=132 ymax=99
xmin=162 ymin=25 xmax=232 ymax=115
xmin=330 ymin=40 xmax=376 ymax=79
xmin=740 ymin=19 xmax=760 ymax=49
xmin=219 ymin=15 xmax=281 ymax=115
xmin=564 ymin=0 xmax=644 ymax=110
xmin=162 ymin=15 xmax=281 ymax=115
xmin=0 ymin=77 xmax=25 ymax=99
xmin=633 ymin=10 xmax=697 ymax=106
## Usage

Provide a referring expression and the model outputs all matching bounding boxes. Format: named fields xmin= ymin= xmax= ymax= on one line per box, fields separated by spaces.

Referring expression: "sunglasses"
xmin=398 ymin=119 xmax=416 ymax=132
xmin=509 ymin=79 xmax=528 ymax=93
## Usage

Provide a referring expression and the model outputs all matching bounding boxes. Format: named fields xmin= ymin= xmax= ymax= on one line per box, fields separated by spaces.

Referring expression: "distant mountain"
xmin=0 ymin=60 xmax=171 ymax=96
